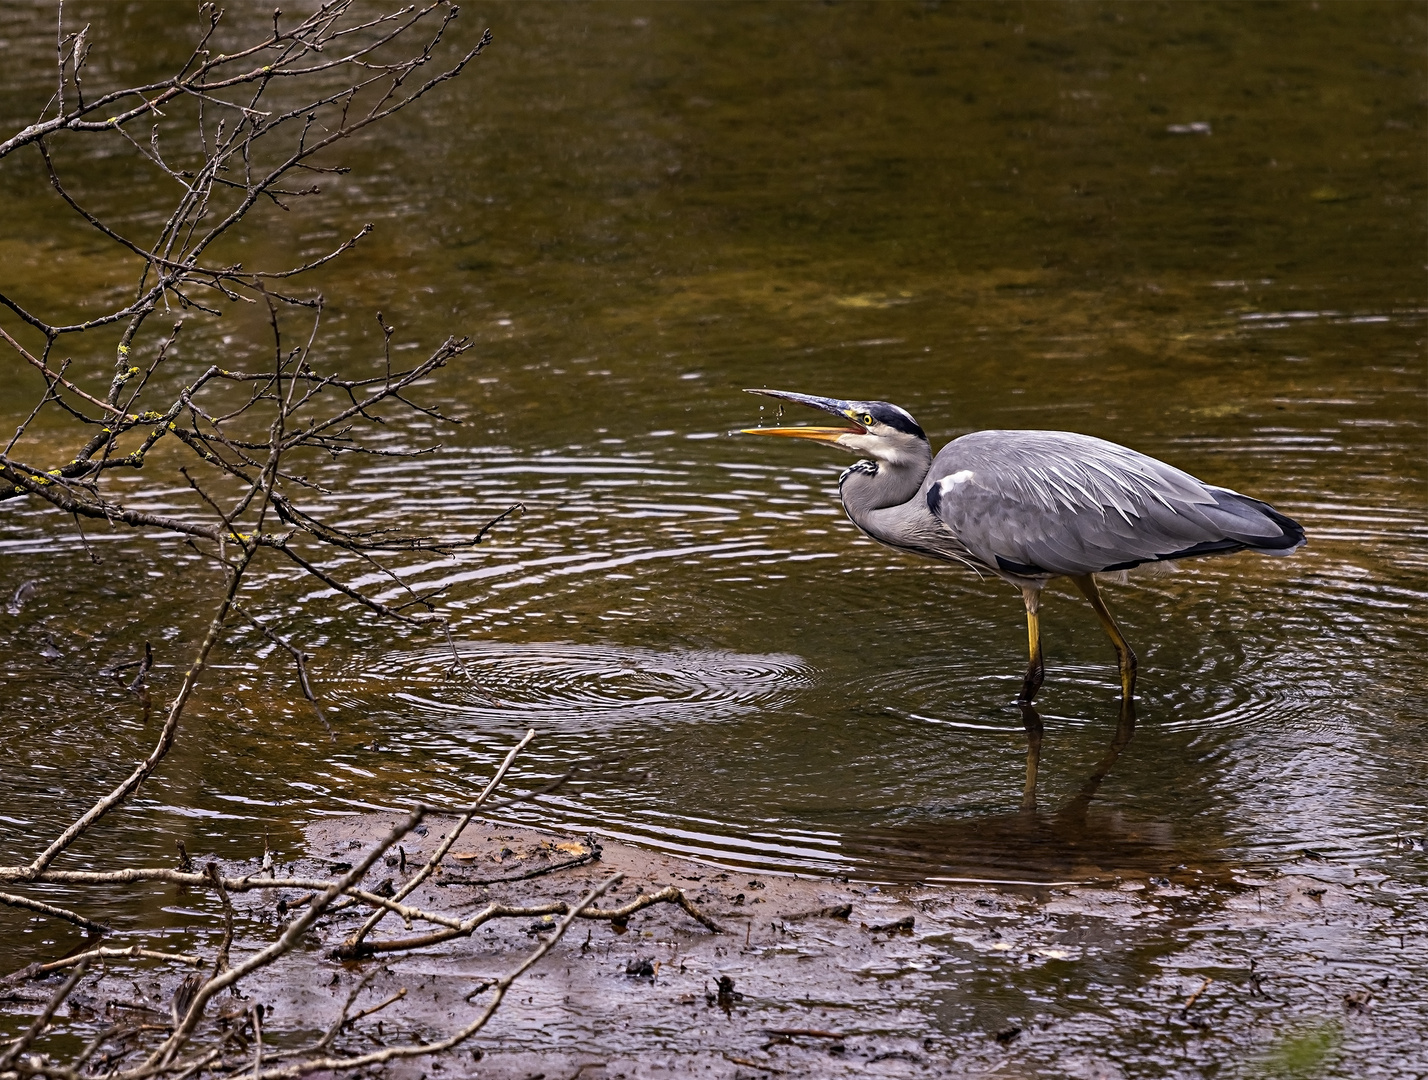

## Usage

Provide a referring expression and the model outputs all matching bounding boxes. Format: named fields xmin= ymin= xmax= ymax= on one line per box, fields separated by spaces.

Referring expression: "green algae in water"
xmin=1252 ymin=1019 xmax=1344 ymax=1079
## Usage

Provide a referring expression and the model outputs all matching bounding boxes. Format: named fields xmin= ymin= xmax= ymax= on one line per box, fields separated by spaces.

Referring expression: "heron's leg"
xmin=1070 ymin=573 xmax=1137 ymax=700
xmin=1018 ymin=586 xmax=1044 ymax=704
xmin=1019 ymin=702 xmax=1043 ymax=813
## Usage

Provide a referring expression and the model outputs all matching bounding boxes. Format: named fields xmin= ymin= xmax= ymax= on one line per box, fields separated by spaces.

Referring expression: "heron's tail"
xmin=1204 ymin=488 xmax=1306 ymax=556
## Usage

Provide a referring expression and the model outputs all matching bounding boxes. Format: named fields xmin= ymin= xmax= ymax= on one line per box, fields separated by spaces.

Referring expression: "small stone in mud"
xmin=785 ymin=903 xmax=853 ymax=922
xmin=994 ymin=1024 xmax=1021 ymax=1044
xmin=867 ymin=915 xmax=915 ymax=934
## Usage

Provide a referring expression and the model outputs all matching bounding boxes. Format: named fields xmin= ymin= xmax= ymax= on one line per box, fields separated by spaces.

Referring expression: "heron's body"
xmin=839 ymin=427 xmax=1303 ymax=582
xmin=742 ymin=390 xmax=1305 ymax=702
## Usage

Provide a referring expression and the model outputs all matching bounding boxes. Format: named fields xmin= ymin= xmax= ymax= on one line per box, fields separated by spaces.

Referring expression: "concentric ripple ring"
xmin=325 ymin=641 xmax=810 ymax=733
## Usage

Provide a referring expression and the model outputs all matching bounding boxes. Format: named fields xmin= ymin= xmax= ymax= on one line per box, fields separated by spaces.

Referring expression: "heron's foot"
xmin=1117 ymin=650 xmax=1138 ymax=701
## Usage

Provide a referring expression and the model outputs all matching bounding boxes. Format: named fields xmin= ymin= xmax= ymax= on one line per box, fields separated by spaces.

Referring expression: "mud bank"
xmin=267 ymin=817 xmax=1423 ymax=1078
xmin=9 ymin=817 xmax=1421 ymax=1079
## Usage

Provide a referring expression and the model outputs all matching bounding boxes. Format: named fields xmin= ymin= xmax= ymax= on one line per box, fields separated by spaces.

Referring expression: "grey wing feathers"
xmin=924 ymin=431 xmax=1305 ymax=578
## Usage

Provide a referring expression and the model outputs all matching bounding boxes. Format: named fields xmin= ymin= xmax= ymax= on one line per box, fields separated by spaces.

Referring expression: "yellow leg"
xmin=1070 ymin=574 xmax=1137 ymax=700
xmin=1019 ymin=586 xmax=1044 ymax=704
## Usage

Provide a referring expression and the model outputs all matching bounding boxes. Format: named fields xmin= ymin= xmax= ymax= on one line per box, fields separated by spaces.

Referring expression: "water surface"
xmin=1 ymin=0 xmax=1424 ymax=931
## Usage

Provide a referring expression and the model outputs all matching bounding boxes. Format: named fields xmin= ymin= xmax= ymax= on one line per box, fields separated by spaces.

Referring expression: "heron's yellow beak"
xmin=739 ymin=425 xmax=861 ymax=443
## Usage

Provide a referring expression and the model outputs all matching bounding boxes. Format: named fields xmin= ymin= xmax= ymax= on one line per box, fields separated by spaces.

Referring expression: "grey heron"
xmin=741 ymin=389 xmax=1306 ymax=704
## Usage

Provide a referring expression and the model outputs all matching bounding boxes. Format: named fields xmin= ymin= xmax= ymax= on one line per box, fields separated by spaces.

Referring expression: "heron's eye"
xmin=861 ymin=413 xmax=874 ymax=426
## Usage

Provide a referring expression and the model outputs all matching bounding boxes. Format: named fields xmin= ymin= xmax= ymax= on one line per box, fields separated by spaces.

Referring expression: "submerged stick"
xmin=0 ymin=890 xmax=110 ymax=934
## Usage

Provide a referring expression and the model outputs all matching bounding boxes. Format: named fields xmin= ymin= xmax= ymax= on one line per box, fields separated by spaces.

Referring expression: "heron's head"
xmin=740 ymin=389 xmax=928 ymax=468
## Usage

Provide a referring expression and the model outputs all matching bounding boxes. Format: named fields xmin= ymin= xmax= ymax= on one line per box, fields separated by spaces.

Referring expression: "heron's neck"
xmin=838 ymin=442 xmax=932 ymax=529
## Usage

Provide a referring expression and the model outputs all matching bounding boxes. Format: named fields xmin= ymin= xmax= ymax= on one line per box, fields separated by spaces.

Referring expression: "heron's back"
xmin=923 ymin=430 xmax=1305 ymax=579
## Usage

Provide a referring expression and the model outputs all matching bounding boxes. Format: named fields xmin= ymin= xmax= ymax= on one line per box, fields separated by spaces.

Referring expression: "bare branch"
xmin=20 ymin=548 xmax=253 ymax=880
xmin=154 ymin=806 xmax=428 ymax=1066
xmin=0 ymin=960 xmax=89 ymax=1070
xmin=342 ymin=729 xmax=537 ymax=955
xmin=1 ymin=946 xmax=204 ymax=988
xmin=230 ymin=604 xmax=334 ymax=739
xmin=0 ymin=9 xmax=577 ymax=1076
xmin=0 ymin=891 xmax=110 ymax=935
xmin=250 ymin=873 xmax=624 ymax=1080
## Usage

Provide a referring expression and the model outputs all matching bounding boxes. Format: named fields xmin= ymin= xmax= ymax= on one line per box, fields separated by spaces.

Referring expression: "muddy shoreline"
xmin=8 ymin=815 xmax=1421 ymax=1079
xmin=268 ymin=816 xmax=1423 ymax=1078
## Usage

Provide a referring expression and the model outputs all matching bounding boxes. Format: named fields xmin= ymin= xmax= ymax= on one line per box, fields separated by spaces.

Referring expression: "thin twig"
xmin=230 ymin=604 xmax=334 ymax=739
xmin=0 ymin=890 xmax=110 ymax=934
xmin=341 ymin=729 xmax=536 ymax=954
xmin=0 ymin=959 xmax=89 ymax=1068
xmin=20 ymin=548 xmax=254 ymax=880
xmin=344 ymin=988 xmax=407 ymax=1027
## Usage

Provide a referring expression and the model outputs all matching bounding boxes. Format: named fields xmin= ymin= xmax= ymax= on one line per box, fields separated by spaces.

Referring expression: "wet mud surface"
xmin=13 ymin=818 xmax=1420 ymax=1079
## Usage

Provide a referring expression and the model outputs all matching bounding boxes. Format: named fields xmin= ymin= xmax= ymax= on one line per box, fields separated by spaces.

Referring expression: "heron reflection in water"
xmin=741 ymin=389 xmax=1306 ymax=705
xmin=842 ymin=702 xmax=1151 ymax=877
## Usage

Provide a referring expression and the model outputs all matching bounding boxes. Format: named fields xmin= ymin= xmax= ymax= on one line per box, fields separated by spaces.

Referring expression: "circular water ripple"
xmin=873 ymin=659 xmax=1326 ymax=736
xmin=1154 ymin=666 xmax=1324 ymax=735
xmin=326 ymin=641 xmax=811 ymax=733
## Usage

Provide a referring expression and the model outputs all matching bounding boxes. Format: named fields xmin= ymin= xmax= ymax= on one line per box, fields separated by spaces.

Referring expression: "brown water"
xmin=1 ymin=1 xmax=1425 ymax=1067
